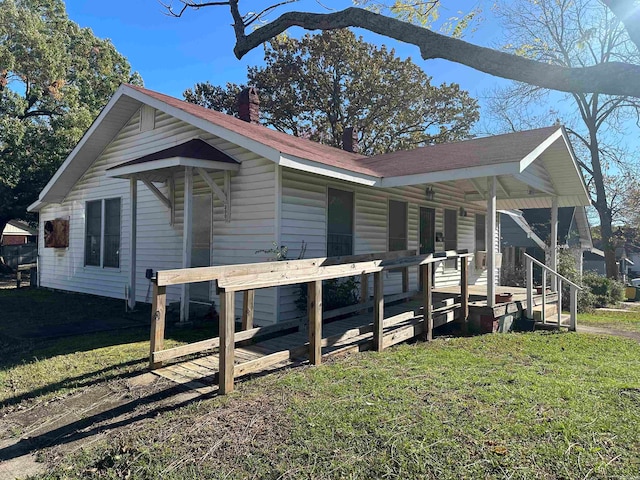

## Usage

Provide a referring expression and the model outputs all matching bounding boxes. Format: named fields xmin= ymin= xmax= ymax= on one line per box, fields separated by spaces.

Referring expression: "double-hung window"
xmin=327 ymin=188 xmax=354 ymax=257
xmin=85 ymin=198 xmax=121 ymax=268
xmin=388 ymin=200 xmax=408 ymax=251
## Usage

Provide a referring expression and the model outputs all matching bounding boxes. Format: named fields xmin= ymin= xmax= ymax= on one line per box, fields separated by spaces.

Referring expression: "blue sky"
xmin=64 ymin=1 xmax=506 ymax=107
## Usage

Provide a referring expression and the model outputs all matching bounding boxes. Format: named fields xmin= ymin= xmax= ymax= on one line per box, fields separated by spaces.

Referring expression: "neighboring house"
xmin=1 ymin=220 xmax=37 ymax=246
xmin=28 ymin=84 xmax=591 ymax=325
xmin=500 ymin=206 xmax=601 ymax=278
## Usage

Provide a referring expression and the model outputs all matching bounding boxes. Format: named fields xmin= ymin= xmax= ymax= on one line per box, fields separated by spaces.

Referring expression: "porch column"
xmin=486 ymin=176 xmax=497 ymax=307
xmin=180 ymin=166 xmax=193 ymax=323
xmin=550 ymin=196 xmax=558 ymax=292
xmin=128 ymin=176 xmax=137 ymax=311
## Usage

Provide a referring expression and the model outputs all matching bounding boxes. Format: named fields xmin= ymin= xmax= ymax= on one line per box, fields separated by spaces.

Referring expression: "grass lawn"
xmin=29 ymin=332 xmax=640 ymax=479
xmin=578 ymin=308 xmax=640 ymax=333
xmin=0 ymin=289 xmax=217 ymax=408
xmin=3 ymin=289 xmax=640 ymax=478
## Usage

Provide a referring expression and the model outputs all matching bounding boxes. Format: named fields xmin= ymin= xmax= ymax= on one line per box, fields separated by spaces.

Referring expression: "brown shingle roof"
xmin=128 ymin=85 xmax=560 ymax=179
xmin=126 ymin=85 xmax=377 ymax=176
xmin=358 ymin=126 xmax=560 ymax=177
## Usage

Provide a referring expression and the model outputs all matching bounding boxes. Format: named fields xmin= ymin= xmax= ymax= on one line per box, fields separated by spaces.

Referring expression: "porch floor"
xmin=152 ymin=298 xmax=457 ymax=395
xmin=434 ymin=285 xmax=529 ymax=304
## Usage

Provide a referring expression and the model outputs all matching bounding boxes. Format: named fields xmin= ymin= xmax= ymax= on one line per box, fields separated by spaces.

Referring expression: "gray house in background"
xmin=500 ymin=206 xmax=602 ymax=280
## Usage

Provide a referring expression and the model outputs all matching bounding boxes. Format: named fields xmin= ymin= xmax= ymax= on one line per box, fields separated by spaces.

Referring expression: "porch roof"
xmin=105 ymin=139 xmax=240 ymax=181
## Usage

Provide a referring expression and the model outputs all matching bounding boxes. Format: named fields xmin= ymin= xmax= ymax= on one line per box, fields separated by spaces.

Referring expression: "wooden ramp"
xmin=153 ymin=299 xmax=456 ymax=394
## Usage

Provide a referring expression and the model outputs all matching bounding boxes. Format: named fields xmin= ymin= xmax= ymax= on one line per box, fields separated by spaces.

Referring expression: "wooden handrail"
xmin=150 ymin=249 xmax=473 ymax=395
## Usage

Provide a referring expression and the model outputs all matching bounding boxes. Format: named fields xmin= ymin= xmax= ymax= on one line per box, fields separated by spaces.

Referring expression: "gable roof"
xmin=29 ymin=84 xmax=591 ymax=211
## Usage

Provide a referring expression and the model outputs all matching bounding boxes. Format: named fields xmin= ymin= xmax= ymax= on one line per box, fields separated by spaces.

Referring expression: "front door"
xmin=191 ymin=193 xmax=212 ymax=302
xmin=419 ymin=207 xmax=435 ymax=289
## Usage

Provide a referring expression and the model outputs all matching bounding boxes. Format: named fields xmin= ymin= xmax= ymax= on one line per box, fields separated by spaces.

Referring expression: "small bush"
xmin=581 ymin=271 xmax=625 ymax=308
xmin=295 ymin=277 xmax=360 ymax=315
xmin=500 ymin=265 xmax=526 ymax=287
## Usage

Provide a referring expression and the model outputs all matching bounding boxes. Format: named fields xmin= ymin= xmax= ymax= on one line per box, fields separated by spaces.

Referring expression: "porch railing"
xmin=525 ymin=253 xmax=581 ymax=331
xmin=149 ymin=249 xmax=473 ymax=395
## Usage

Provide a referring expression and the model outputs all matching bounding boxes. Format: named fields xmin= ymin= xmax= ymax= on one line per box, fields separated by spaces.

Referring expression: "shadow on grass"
xmin=0 ymin=288 xmax=222 ymax=407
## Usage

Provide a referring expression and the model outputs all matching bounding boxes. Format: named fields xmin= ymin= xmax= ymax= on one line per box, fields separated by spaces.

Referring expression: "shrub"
xmin=581 ymin=272 xmax=625 ymax=308
xmin=295 ymin=277 xmax=360 ymax=315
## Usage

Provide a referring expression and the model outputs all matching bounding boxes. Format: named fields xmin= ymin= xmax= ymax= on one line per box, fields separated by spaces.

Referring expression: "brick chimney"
xmin=342 ymin=126 xmax=359 ymax=153
xmin=237 ymin=87 xmax=260 ymax=124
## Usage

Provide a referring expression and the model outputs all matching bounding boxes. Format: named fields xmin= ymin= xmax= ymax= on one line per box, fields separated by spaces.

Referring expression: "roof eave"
xmin=380 ymin=162 xmax=519 ymax=188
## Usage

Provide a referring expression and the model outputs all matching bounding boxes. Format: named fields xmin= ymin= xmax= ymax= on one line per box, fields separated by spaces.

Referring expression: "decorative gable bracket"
xmin=197 ymin=168 xmax=232 ymax=222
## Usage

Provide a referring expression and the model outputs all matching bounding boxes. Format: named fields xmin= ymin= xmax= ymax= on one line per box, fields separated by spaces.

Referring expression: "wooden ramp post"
xmin=460 ymin=257 xmax=469 ymax=333
xmin=422 ymin=263 xmax=433 ymax=341
xmin=242 ymin=289 xmax=255 ymax=330
xmin=373 ymin=271 xmax=384 ymax=351
xmin=150 ymin=282 xmax=166 ymax=369
xmin=360 ymin=273 xmax=369 ymax=313
xmin=219 ymin=289 xmax=235 ymax=394
xmin=308 ymin=280 xmax=322 ymax=365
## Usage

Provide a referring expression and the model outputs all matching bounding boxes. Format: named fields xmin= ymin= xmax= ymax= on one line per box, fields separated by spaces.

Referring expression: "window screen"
xmin=444 ymin=209 xmax=457 ymax=268
xmin=103 ymin=198 xmax=121 ymax=268
xmin=475 ymin=214 xmax=486 ymax=251
xmin=388 ymin=200 xmax=408 ymax=251
xmin=85 ymin=200 xmax=102 ymax=266
xmin=327 ymin=188 xmax=354 ymax=257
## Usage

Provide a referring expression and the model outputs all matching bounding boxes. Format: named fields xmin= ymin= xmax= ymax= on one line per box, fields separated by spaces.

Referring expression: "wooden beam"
xmin=150 ymin=283 xmax=166 ymax=369
xmin=402 ymin=267 xmax=409 ymax=296
xmin=360 ymin=273 xmax=369 ymax=313
xmin=129 ymin=177 xmax=137 ymax=311
xmin=460 ymin=257 xmax=469 ymax=333
xmin=219 ymin=289 xmax=235 ymax=395
xmin=196 ymin=167 xmax=227 ymax=204
xmin=242 ymin=289 xmax=255 ymax=330
xmin=180 ymin=166 xmax=193 ymax=323
xmin=514 ymin=172 xmax=555 ymax=196
xmin=373 ymin=271 xmax=384 ymax=351
xmin=140 ymin=178 xmax=171 ymax=210
xmin=469 ymin=178 xmax=486 ymax=199
xmin=550 ymin=196 xmax=558 ymax=292
xmin=496 ymin=176 xmax=510 ymax=196
xmin=308 ymin=280 xmax=322 ymax=365
xmin=157 ymin=249 xmax=418 ymax=287
xmin=422 ymin=263 xmax=433 ymax=341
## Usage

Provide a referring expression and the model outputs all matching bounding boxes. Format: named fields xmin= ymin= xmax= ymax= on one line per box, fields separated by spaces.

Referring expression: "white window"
xmin=85 ymin=198 xmax=121 ymax=268
xmin=327 ymin=188 xmax=354 ymax=257
xmin=388 ymin=200 xmax=408 ymax=251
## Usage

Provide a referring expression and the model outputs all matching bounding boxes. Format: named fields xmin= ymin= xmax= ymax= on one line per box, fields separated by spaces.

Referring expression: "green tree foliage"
xmin=184 ymin=30 xmax=479 ymax=156
xmin=0 ymin=0 xmax=141 ymax=237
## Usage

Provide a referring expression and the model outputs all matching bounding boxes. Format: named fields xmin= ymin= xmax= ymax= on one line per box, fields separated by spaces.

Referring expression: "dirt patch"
xmin=0 ymin=367 xmax=292 ymax=479
xmin=578 ymin=324 xmax=640 ymax=342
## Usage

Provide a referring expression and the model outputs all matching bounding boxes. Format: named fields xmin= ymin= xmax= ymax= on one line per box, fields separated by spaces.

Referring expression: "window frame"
xmin=475 ymin=213 xmax=486 ymax=252
xmin=84 ymin=197 xmax=122 ymax=269
xmin=326 ymin=187 xmax=355 ymax=258
xmin=388 ymin=199 xmax=408 ymax=252
xmin=444 ymin=208 xmax=458 ymax=269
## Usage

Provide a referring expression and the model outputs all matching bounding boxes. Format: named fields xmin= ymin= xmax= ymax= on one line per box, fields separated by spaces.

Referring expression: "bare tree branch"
xmin=601 ymin=0 xmax=640 ymax=51
xmin=224 ymin=7 xmax=640 ymax=97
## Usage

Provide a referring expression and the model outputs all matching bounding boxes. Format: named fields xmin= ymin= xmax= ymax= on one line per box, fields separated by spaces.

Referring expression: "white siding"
xmin=278 ymin=168 xmax=489 ymax=321
xmin=39 ymin=109 xmax=278 ymax=324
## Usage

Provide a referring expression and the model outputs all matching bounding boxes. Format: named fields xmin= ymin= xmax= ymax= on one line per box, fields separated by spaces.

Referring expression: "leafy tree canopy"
xmin=0 ymin=0 xmax=142 ymax=235
xmin=185 ymin=29 xmax=479 ymax=155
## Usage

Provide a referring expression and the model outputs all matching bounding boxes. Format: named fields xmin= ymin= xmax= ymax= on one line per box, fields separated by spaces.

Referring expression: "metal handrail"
xmin=524 ymin=254 xmax=582 ymax=290
xmin=525 ymin=253 xmax=580 ymax=331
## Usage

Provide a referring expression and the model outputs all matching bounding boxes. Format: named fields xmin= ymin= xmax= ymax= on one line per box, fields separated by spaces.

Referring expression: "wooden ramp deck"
xmin=153 ymin=299 xmax=456 ymax=395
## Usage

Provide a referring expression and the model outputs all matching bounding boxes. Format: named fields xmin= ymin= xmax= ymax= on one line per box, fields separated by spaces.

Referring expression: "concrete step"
xmin=532 ymin=303 xmax=558 ymax=322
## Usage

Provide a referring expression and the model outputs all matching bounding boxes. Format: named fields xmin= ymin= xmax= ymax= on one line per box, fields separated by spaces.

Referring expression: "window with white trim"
xmin=475 ymin=214 xmax=486 ymax=251
xmin=85 ymin=198 xmax=121 ymax=268
xmin=444 ymin=208 xmax=458 ymax=268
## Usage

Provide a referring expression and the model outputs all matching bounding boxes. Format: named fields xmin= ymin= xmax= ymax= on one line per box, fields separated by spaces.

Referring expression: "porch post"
xmin=486 ymin=176 xmax=497 ymax=307
xmin=128 ymin=176 xmax=137 ymax=311
xmin=550 ymin=196 xmax=558 ymax=292
xmin=180 ymin=166 xmax=193 ymax=323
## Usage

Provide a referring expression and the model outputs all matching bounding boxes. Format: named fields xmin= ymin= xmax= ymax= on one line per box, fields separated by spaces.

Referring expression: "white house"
xmin=28 ymin=84 xmax=591 ymax=325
